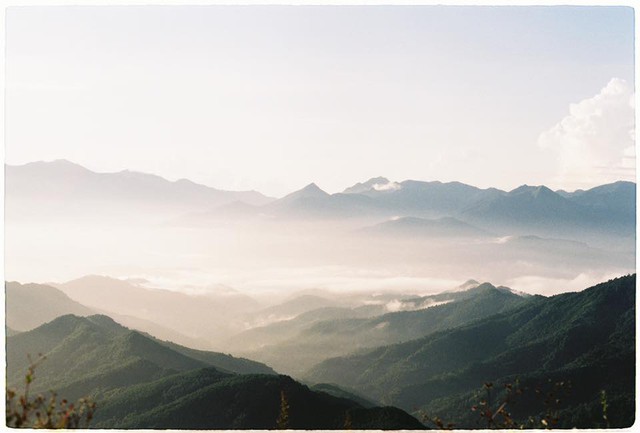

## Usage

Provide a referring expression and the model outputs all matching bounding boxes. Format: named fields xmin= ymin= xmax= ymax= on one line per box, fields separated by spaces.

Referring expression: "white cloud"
xmin=538 ymin=78 xmax=635 ymax=188
xmin=373 ymin=181 xmax=402 ymax=191
xmin=506 ymin=271 xmax=627 ymax=297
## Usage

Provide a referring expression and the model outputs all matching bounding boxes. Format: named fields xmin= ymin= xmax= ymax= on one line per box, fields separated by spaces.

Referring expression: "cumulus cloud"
xmin=538 ymin=78 xmax=635 ymax=188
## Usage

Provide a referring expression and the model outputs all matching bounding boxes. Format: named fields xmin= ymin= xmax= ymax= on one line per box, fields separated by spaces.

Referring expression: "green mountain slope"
xmin=306 ymin=275 xmax=635 ymax=428
xmin=92 ymin=368 xmax=424 ymax=429
xmin=6 ymin=314 xmax=275 ymax=401
xmin=239 ymin=283 xmax=530 ymax=375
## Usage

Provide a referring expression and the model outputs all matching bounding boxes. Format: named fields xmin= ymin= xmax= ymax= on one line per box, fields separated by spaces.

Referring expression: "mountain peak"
xmin=281 ymin=182 xmax=330 ymax=201
xmin=509 ymin=184 xmax=554 ymax=196
xmin=362 ymin=176 xmax=389 ymax=187
xmin=461 ymin=279 xmax=480 ymax=289
xmin=343 ymin=177 xmax=402 ymax=194
xmin=303 ymin=182 xmax=323 ymax=192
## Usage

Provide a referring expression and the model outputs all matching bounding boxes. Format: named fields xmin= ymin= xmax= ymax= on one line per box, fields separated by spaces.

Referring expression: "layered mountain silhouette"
xmin=6 ymin=314 xmax=275 ymax=400
xmin=5 ymin=160 xmax=274 ymax=221
xmin=7 ymin=161 xmax=635 ymax=240
xmin=360 ymin=216 xmax=492 ymax=238
xmin=51 ymin=275 xmax=259 ymax=347
xmin=91 ymin=368 xmax=424 ymax=429
xmin=229 ymin=282 xmax=531 ymax=376
xmin=344 ymin=178 xmax=504 ymax=214
xmin=6 ymin=281 xmax=94 ymax=331
xmin=263 ymin=183 xmax=380 ymax=219
xmin=6 ymin=314 xmax=424 ymax=430
xmin=305 ymin=275 xmax=635 ymax=428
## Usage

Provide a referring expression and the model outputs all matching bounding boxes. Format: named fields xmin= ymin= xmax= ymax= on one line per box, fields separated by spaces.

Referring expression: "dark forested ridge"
xmin=5 ymin=314 xmax=423 ymax=429
xmin=6 ymin=314 xmax=275 ymax=400
xmin=306 ymin=275 xmax=636 ymax=428
xmin=92 ymin=368 xmax=424 ymax=429
xmin=5 ymin=275 xmax=635 ymax=429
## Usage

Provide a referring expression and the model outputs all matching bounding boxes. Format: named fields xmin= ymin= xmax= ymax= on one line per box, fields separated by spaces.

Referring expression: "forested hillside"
xmin=306 ymin=275 xmax=635 ymax=428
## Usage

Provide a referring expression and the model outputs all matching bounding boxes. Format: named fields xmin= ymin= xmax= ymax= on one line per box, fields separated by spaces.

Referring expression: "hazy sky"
xmin=5 ymin=5 xmax=635 ymax=197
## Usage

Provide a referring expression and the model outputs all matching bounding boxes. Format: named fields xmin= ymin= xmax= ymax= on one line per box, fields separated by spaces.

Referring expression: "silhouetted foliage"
xmin=6 ymin=355 xmax=96 ymax=429
xmin=276 ymin=390 xmax=290 ymax=429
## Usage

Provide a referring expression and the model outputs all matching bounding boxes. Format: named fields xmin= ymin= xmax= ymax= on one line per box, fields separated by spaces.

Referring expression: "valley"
xmin=4 ymin=161 xmax=636 ymax=429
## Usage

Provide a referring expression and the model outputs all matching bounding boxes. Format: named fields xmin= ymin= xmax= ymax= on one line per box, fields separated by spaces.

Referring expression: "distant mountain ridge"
xmin=5 ymin=160 xmax=274 ymax=221
xmin=360 ymin=216 xmax=492 ymax=238
xmin=7 ymin=161 xmax=634 ymax=237
xmin=52 ymin=275 xmax=260 ymax=347
xmin=6 ymin=281 xmax=94 ymax=331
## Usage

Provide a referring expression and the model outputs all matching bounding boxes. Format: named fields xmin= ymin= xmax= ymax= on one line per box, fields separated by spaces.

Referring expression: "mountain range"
xmin=228 ymin=282 xmax=531 ymax=376
xmin=4 ymin=159 xmax=635 ymax=428
xmin=305 ymin=275 xmax=635 ymax=429
xmin=6 ymin=314 xmax=423 ymax=429
xmin=6 ymin=314 xmax=275 ymax=399
xmin=51 ymin=275 xmax=260 ymax=347
xmin=5 ymin=273 xmax=635 ymax=428
xmin=6 ymin=281 xmax=94 ymax=331
xmin=6 ymin=161 xmax=635 ymax=241
xmin=5 ymin=160 xmax=274 ymax=222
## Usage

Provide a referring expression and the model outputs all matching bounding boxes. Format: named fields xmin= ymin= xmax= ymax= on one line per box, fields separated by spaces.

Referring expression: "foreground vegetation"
xmin=6 ymin=275 xmax=635 ymax=429
xmin=6 ymin=356 xmax=96 ymax=429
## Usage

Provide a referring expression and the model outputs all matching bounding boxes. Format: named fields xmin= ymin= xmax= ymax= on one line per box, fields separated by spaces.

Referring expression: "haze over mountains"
xmin=6 ymin=314 xmax=428 ymax=429
xmin=6 ymin=160 xmax=635 ymax=232
xmin=306 ymin=275 xmax=635 ymax=429
xmin=5 ymin=160 xmax=634 ymax=293
xmin=4 ymin=160 xmax=636 ymax=428
xmin=6 ymin=160 xmax=273 ymax=217
xmin=6 ymin=274 xmax=634 ymax=428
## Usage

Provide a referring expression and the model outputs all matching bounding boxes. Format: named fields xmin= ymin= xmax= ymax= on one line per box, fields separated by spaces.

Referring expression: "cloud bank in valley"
xmin=539 ymin=78 xmax=635 ymax=189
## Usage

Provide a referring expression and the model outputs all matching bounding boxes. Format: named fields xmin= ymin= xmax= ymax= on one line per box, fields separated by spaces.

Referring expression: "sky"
xmin=5 ymin=5 xmax=635 ymax=197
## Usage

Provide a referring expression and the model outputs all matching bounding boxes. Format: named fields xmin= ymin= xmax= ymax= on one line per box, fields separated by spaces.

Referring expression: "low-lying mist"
xmin=6 ymin=214 xmax=632 ymax=299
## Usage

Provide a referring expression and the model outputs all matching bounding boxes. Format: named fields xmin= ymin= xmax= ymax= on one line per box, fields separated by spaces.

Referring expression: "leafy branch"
xmin=6 ymin=354 xmax=97 ymax=429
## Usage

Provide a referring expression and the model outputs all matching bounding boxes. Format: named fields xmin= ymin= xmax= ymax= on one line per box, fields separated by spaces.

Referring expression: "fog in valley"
xmin=4 ymin=6 xmax=636 ymax=428
xmin=5 ymin=161 xmax=635 ymax=370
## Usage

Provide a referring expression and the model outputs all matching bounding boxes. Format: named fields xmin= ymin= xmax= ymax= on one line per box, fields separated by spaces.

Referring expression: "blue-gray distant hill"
xmin=262 ymin=183 xmax=381 ymax=219
xmin=344 ymin=177 xmax=505 ymax=215
xmin=460 ymin=182 xmax=636 ymax=237
xmin=235 ymin=176 xmax=635 ymax=240
xmin=8 ymin=162 xmax=634 ymax=239
xmin=343 ymin=177 xmax=635 ymax=237
xmin=360 ymin=216 xmax=492 ymax=238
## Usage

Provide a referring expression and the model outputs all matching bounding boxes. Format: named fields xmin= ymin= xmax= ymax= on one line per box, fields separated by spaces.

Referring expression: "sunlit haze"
xmin=4 ymin=5 xmax=636 ymax=303
xmin=6 ymin=6 xmax=635 ymax=197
